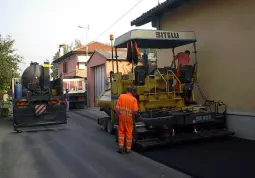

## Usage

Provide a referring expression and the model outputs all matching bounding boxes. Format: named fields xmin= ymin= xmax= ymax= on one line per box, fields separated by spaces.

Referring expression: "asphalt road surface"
xmin=140 ymin=137 xmax=255 ymax=178
xmin=0 ymin=111 xmax=190 ymax=178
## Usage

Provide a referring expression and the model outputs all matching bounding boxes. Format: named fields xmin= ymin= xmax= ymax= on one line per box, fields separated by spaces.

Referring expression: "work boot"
xmin=118 ymin=148 xmax=124 ymax=154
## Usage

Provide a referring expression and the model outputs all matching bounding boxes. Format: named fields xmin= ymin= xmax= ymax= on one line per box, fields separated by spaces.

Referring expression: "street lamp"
xmin=110 ymin=34 xmax=114 ymax=73
xmin=78 ymin=25 xmax=89 ymax=107
xmin=78 ymin=25 xmax=89 ymax=59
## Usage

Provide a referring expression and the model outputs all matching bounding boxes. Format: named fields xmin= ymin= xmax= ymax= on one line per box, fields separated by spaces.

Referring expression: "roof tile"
xmin=74 ymin=41 xmax=126 ymax=52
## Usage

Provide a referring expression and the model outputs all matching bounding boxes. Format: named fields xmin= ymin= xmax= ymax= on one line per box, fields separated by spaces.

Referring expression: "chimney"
xmin=59 ymin=44 xmax=65 ymax=57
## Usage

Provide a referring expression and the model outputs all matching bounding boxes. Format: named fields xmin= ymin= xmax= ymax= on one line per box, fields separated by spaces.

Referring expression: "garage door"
xmin=94 ymin=65 xmax=105 ymax=101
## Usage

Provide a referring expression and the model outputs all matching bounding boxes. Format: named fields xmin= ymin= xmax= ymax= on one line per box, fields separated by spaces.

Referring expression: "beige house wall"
xmin=157 ymin=0 xmax=255 ymax=113
xmin=105 ymin=60 xmax=136 ymax=77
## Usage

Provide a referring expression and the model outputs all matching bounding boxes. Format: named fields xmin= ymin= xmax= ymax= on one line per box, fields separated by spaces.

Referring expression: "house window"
xmin=63 ymin=61 xmax=68 ymax=73
xmin=78 ymin=62 xmax=86 ymax=70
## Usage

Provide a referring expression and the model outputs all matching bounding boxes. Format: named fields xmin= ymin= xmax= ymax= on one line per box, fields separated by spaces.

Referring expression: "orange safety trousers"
xmin=118 ymin=114 xmax=133 ymax=152
xmin=115 ymin=93 xmax=138 ymax=152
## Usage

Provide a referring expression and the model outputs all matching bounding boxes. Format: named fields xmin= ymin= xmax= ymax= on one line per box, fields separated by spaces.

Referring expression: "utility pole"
xmin=110 ymin=34 xmax=114 ymax=73
xmin=78 ymin=25 xmax=89 ymax=107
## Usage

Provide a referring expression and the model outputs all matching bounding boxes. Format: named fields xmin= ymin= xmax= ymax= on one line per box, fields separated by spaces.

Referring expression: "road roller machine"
xmin=12 ymin=61 xmax=67 ymax=132
xmin=97 ymin=29 xmax=234 ymax=150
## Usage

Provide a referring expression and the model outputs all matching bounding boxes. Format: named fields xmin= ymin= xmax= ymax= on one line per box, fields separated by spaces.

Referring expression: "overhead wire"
xmin=90 ymin=0 xmax=144 ymax=42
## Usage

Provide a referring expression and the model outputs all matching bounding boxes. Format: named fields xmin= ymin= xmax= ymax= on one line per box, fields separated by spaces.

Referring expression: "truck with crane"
xmin=96 ymin=29 xmax=234 ymax=150
xmin=12 ymin=61 xmax=67 ymax=132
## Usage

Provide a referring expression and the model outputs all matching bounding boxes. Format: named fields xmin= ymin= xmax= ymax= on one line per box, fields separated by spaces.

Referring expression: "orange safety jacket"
xmin=126 ymin=41 xmax=141 ymax=65
xmin=115 ymin=92 xmax=139 ymax=118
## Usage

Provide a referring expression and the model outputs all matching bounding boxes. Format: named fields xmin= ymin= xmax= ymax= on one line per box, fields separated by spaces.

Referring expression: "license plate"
xmin=195 ymin=115 xmax=213 ymax=122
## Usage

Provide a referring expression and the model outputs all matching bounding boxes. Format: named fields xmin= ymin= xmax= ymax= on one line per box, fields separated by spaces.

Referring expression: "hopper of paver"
xmin=96 ymin=89 xmax=112 ymax=116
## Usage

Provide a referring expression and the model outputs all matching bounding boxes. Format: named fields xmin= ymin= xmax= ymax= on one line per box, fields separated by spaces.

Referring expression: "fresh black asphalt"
xmin=0 ymin=109 xmax=254 ymax=178
xmin=0 ymin=111 xmax=189 ymax=178
xmin=77 ymin=108 xmax=255 ymax=178
xmin=140 ymin=137 xmax=255 ymax=178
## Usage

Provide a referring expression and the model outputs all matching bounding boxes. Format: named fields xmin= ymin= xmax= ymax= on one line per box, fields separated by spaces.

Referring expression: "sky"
xmin=0 ymin=0 xmax=165 ymax=74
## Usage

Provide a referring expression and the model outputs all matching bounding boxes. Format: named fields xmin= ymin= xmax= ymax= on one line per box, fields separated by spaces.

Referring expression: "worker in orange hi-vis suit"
xmin=175 ymin=50 xmax=191 ymax=90
xmin=115 ymin=86 xmax=139 ymax=154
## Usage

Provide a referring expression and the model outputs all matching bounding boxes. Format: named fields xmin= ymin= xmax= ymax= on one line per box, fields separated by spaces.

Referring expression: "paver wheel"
xmin=101 ymin=118 xmax=107 ymax=131
xmin=107 ymin=118 xmax=114 ymax=134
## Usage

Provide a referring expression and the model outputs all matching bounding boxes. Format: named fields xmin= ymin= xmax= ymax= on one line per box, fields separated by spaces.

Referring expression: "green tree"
xmin=74 ymin=39 xmax=82 ymax=48
xmin=0 ymin=34 xmax=22 ymax=90
xmin=50 ymin=51 xmax=59 ymax=79
xmin=140 ymin=48 xmax=157 ymax=58
xmin=63 ymin=43 xmax=74 ymax=54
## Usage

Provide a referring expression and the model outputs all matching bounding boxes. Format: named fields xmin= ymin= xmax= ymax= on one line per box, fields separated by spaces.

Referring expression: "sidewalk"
xmin=73 ymin=107 xmax=109 ymax=119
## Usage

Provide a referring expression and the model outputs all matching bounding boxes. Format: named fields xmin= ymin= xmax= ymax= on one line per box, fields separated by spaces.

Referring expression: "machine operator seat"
xmin=179 ymin=65 xmax=194 ymax=83
xmin=134 ymin=66 xmax=146 ymax=86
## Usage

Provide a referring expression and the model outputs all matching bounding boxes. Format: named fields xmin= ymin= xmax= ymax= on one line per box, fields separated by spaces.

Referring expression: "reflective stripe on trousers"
xmin=118 ymin=115 xmax=134 ymax=150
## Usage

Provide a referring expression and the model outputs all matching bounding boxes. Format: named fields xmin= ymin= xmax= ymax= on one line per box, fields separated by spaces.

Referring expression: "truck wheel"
xmin=14 ymin=128 xmax=22 ymax=133
xmin=76 ymin=104 xmax=83 ymax=109
xmin=131 ymin=138 xmax=136 ymax=150
xmin=101 ymin=118 xmax=107 ymax=131
xmin=79 ymin=104 xmax=85 ymax=109
xmin=107 ymin=118 xmax=114 ymax=134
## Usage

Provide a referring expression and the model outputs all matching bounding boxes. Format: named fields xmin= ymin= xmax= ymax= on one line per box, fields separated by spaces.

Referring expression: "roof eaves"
xmin=131 ymin=0 xmax=184 ymax=26
xmin=73 ymin=41 xmax=98 ymax=51
xmin=93 ymin=50 xmax=127 ymax=60
xmin=94 ymin=50 xmax=109 ymax=59
xmin=86 ymin=50 xmax=106 ymax=64
xmin=52 ymin=51 xmax=86 ymax=64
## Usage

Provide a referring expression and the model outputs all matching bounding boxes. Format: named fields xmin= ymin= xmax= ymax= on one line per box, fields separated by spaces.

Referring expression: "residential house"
xmin=87 ymin=50 xmax=126 ymax=107
xmin=87 ymin=50 xmax=149 ymax=107
xmin=53 ymin=41 xmax=116 ymax=78
xmin=131 ymin=0 xmax=255 ymax=140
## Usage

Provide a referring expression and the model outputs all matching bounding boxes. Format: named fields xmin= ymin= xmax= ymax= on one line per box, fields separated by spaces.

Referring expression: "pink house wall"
xmin=58 ymin=62 xmax=63 ymax=77
xmin=57 ymin=54 xmax=87 ymax=78
xmin=87 ymin=53 xmax=106 ymax=107
xmin=87 ymin=53 xmax=144 ymax=107
xmin=58 ymin=55 xmax=76 ymax=77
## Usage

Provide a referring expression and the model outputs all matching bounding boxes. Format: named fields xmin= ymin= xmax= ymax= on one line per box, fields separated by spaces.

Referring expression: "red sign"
xmin=78 ymin=81 xmax=83 ymax=90
xmin=70 ymin=81 xmax=75 ymax=91
xmin=63 ymin=82 xmax=67 ymax=90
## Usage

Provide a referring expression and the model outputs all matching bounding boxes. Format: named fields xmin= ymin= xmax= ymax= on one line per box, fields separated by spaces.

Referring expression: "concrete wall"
xmin=76 ymin=67 xmax=87 ymax=78
xmin=87 ymin=53 xmax=106 ymax=107
xmin=76 ymin=54 xmax=88 ymax=78
xmin=105 ymin=60 xmax=134 ymax=77
xmin=158 ymin=0 xmax=255 ymax=140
